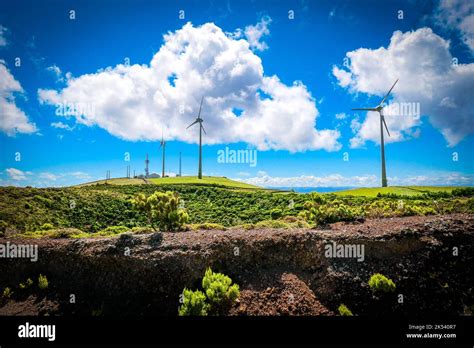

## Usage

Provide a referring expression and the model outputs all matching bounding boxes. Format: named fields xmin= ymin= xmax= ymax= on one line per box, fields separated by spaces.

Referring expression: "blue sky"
xmin=0 ymin=0 xmax=473 ymax=188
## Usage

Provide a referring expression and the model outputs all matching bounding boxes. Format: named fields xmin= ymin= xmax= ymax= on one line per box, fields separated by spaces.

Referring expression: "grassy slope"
xmin=78 ymin=178 xmax=148 ymax=186
xmin=149 ymin=176 xmax=263 ymax=190
xmin=79 ymin=176 xmax=263 ymax=190
xmin=334 ymin=186 xmax=468 ymax=197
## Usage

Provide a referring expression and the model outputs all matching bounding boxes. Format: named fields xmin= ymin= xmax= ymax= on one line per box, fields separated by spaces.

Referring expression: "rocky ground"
xmin=0 ymin=214 xmax=472 ymax=316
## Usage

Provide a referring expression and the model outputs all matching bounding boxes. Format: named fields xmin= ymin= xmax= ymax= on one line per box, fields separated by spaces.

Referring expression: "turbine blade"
xmin=186 ymin=120 xmax=199 ymax=129
xmin=197 ymin=96 xmax=204 ymax=118
xmin=352 ymin=108 xmax=378 ymax=111
xmin=201 ymin=123 xmax=207 ymax=135
xmin=380 ymin=79 xmax=399 ymax=106
xmin=382 ymin=116 xmax=391 ymax=137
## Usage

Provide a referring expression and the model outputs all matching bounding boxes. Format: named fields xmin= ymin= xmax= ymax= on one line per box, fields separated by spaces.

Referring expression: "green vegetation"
xmin=202 ymin=268 xmax=240 ymax=315
xmin=338 ymin=304 xmax=353 ymax=316
xmin=132 ymin=191 xmax=188 ymax=231
xmin=368 ymin=273 xmax=396 ymax=293
xmin=2 ymin=287 xmax=13 ymax=299
xmin=301 ymin=193 xmax=361 ymax=225
xmin=0 ymin=184 xmax=472 ymax=237
xmin=178 ymin=289 xmax=210 ymax=316
xmin=149 ymin=176 xmax=263 ymax=190
xmin=334 ymin=186 xmax=470 ymax=197
xmin=80 ymin=176 xmax=263 ymax=190
xmin=38 ymin=274 xmax=49 ymax=290
xmin=178 ymin=268 xmax=240 ymax=316
xmin=19 ymin=278 xmax=34 ymax=290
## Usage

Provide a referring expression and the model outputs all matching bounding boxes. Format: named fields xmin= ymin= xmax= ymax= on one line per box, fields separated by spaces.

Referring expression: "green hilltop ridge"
xmin=333 ymin=186 xmax=470 ymax=197
xmin=77 ymin=176 xmax=264 ymax=190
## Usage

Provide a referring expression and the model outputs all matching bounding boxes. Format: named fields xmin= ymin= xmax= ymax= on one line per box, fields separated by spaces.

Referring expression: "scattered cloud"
xmin=236 ymin=171 xmax=250 ymax=177
xmin=436 ymin=0 xmax=474 ymax=51
xmin=0 ymin=60 xmax=38 ymax=136
xmin=233 ymin=16 xmax=272 ymax=51
xmin=1 ymin=169 xmax=91 ymax=187
xmin=38 ymin=21 xmax=341 ymax=152
xmin=6 ymin=168 xmax=31 ymax=181
xmin=69 ymin=171 xmax=91 ymax=180
xmin=236 ymin=172 xmax=474 ymax=188
xmin=237 ymin=173 xmax=378 ymax=187
xmin=333 ymin=27 xmax=474 ymax=148
xmin=0 ymin=25 xmax=7 ymax=47
xmin=335 ymin=112 xmax=347 ymax=120
xmin=47 ymin=65 xmax=65 ymax=82
xmin=51 ymin=121 xmax=75 ymax=131
xmin=39 ymin=172 xmax=60 ymax=181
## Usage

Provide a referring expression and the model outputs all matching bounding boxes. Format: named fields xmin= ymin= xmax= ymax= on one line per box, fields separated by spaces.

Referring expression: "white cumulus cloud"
xmin=38 ymin=21 xmax=340 ymax=153
xmin=0 ymin=60 xmax=38 ymax=136
xmin=333 ymin=27 xmax=474 ymax=148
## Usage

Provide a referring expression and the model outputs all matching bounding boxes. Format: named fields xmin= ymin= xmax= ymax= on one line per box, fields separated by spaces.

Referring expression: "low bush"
xmin=178 ymin=289 xmax=210 ymax=316
xmin=338 ymin=304 xmax=353 ymax=316
xmin=132 ymin=191 xmax=188 ymax=231
xmin=95 ymin=225 xmax=129 ymax=236
xmin=270 ymin=208 xmax=283 ymax=220
xmin=202 ymin=268 xmax=240 ymax=315
xmin=254 ymin=220 xmax=290 ymax=229
xmin=368 ymin=273 xmax=396 ymax=293
xmin=188 ymin=222 xmax=226 ymax=231
xmin=40 ymin=223 xmax=54 ymax=230
xmin=19 ymin=278 xmax=34 ymax=290
xmin=38 ymin=274 xmax=49 ymax=290
xmin=178 ymin=268 xmax=240 ymax=316
xmin=2 ymin=287 xmax=13 ymax=299
xmin=0 ymin=220 xmax=8 ymax=236
xmin=48 ymin=228 xmax=88 ymax=239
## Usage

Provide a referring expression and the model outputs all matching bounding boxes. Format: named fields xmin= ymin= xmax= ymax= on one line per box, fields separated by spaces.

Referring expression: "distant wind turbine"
xmin=186 ymin=96 xmax=206 ymax=179
xmin=352 ymin=79 xmax=398 ymax=188
xmin=160 ymin=129 xmax=166 ymax=178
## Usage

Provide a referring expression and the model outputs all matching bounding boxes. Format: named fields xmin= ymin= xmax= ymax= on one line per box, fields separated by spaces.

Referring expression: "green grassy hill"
xmin=334 ymin=186 xmax=469 ymax=197
xmin=148 ymin=176 xmax=262 ymax=189
xmin=79 ymin=176 xmax=263 ymax=190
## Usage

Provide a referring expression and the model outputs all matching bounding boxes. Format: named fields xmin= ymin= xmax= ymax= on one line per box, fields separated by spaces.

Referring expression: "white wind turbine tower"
xmin=187 ymin=96 xmax=206 ymax=179
xmin=160 ymin=129 xmax=166 ymax=178
xmin=352 ymin=79 xmax=398 ymax=188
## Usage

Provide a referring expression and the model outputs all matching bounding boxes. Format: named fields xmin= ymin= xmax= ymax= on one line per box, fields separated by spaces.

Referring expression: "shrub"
xmin=270 ymin=208 xmax=283 ymax=220
xmin=48 ymin=228 xmax=87 ymax=239
xmin=254 ymin=220 xmax=290 ymax=229
xmin=130 ymin=226 xmax=154 ymax=235
xmin=40 ymin=223 xmax=54 ymax=230
xmin=338 ymin=304 xmax=353 ymax=316
xmin=178 ymin=289 xmax=210 ymax=316
xmin=202 ymin=268 xmax=240 ymax=315
xmin=132 ymin=191 xmax=188 ymax=231
xmin=178 ymin=269 xmax=240 ymax=316
xmin=452 ymin=187 xmax=474 ymax=197
xmin=2 ymin=287 xmax=13 ymax=299
xmin=0 ymin=220 xmax=8 ymax=236
xmin=38 ymin=274 xmax=49 ymax=290
xmin=19 ymin=278 xmax=34 ymax=290
xmin=368 ymin=273 xmax=396 ymax=293
xmin=96 ymin=225 xmax=129 ymax=236
xmin=188 ymin=223 xmax=226 ymax=231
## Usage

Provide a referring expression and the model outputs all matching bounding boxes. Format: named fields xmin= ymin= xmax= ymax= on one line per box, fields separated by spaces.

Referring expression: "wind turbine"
xmin=352 ymin=79 xmax=398 ymax=188
xmin=160 ymin=129 xmax=166 ymax=178
xmin=186 ymin=96 xmax=206 ymax=179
